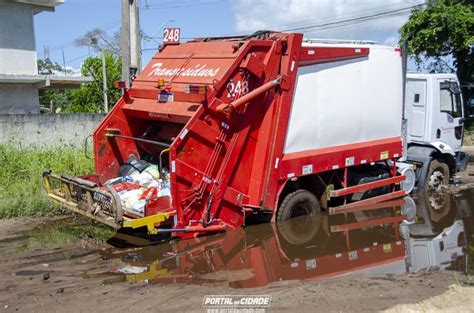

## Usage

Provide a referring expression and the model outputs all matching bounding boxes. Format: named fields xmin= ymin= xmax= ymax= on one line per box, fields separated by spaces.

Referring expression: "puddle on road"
xmin=11 ymin=216 xmax=114 ymax=252
xmin=91 ymin=189 xmax=474 ymax=288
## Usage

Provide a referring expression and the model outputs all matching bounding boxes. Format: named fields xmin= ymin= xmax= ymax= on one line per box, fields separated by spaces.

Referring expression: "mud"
xmin=1 ymin=166 xmax=474 ymax=312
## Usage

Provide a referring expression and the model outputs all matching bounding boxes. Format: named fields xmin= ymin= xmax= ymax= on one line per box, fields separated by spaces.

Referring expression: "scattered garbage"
xmin=118 ymin=156 xmax=151 ymax=177
xmin=110 ymin=182 xmax=140 ymax=192
xmin=113 ymin=265 xmax=147 ymax=274
xmin=123 ymin=253 xmax=141 ymax=262
xmin=104 ymin=156 xmax=171 ymax=217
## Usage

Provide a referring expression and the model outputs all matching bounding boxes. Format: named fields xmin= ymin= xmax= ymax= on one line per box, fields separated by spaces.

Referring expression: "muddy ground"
xmin=0 ymin=165 xmax=474 ymax=313
xmin=0 ymin=230 xmax=471 ymax=313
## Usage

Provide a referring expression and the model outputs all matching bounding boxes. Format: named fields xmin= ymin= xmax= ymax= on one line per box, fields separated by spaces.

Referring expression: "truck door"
xmin=437 ymin=80 xmax=464 ymax=151
xmin=406 ymin=79 xmax=427 ymax=142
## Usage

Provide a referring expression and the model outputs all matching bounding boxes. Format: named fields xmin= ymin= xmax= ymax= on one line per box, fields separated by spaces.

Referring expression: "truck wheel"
xmin=277 ymin=213 xmax=321 ymax=245
xmin=423 ymin=191 xmax=451 ymax=223
xmin=277 ymin=190 xmax=321 ymax=221
xmin=425 ymin=160 xmax=449 ymax=192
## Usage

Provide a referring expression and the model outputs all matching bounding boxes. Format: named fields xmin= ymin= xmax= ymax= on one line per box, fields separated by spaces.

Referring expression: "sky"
xmin=34 ymin=0 xmax=424 ymax=72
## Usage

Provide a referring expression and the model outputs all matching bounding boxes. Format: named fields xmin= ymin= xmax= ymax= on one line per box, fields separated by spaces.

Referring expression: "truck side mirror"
xmin=448 ymin=82 xmax=461 ymax=94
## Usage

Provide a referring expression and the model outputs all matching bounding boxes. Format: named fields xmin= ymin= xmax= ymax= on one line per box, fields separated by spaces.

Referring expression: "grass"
xmin=16 ymin=218 xmax=114 ymax=252
xmin=464 ymin=130 xmax=474 ymax=146
xmin=0 ymin=144 xmax=94 ymax=218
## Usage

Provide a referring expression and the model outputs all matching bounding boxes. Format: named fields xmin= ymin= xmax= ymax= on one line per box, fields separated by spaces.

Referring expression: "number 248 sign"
xmin=163 ymin=28 xmax=180 ymax=45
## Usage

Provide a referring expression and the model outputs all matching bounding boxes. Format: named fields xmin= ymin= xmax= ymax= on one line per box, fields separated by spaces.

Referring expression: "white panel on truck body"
xmin=284 ymin=43 xmax=403 ymax=154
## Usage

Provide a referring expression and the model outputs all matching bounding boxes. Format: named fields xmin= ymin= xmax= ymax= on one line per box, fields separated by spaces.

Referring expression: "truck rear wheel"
xmin=425 ymin=160 xmax=449 ymax=192
xmin=277 ymin=190 xmax=321 ymax=221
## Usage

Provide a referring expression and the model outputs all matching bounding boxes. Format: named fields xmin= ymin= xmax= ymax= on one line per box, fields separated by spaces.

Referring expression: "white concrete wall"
xmin=0 ymin=114 xmax=106 ymax=147
xmin=0 ymin=1 xmax=38 ymax=75
xmin=0 ymin=85 xmax=39 ymax=114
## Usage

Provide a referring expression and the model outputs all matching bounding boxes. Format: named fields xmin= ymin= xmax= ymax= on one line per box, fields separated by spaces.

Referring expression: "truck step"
xmin=330 ymin=176 xmax=405 ymax=198
xmin=330 ymin=215 xmax=406 ymax=232
xmin=329 ymin=190 xmax=407 ymax=215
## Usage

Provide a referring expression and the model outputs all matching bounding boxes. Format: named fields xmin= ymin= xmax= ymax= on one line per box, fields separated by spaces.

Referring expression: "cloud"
xmin=232 ymin=0 xmax=424 ymax=45
xmin=52 ymin=66 xmax=82 ymax=77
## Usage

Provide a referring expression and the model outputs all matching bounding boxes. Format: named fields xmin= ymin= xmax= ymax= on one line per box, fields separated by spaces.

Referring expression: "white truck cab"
xmin=404 ymin=73 xmax=469 ymax=191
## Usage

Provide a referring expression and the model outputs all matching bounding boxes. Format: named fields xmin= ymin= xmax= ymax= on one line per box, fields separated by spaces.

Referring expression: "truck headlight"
xmin=398 ymin=164 xmax=416 ymax=194
xmin=401 ymin=196 xmax=416 ymax=223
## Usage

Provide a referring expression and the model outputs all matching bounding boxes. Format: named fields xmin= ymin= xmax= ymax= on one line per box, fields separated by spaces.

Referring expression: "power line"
xmin=64 ymin=52 xmax=95 ymax=65
xmin=213 ymin=1 xmax=425 ymax=39
xmin=283 ymin=3 xmax=426 ymax=32
xmin=44 ymin=18 xmax=121 ymax=56
xmin=140 ymin=0 xmax=224 ymax=10
xmin=304 ymin=14 xmax=411 ymax=35
xmin=140 ymin=2 xmax=426 ymax=53
xmin=251 ymin=1 xmax=422 ymax=32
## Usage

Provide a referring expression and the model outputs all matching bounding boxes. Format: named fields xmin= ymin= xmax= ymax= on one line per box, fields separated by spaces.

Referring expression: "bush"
xmin=465 ymin=130 xmax=474 ymax=146
xmin=0 ymin=145 xmax=94 ymax=218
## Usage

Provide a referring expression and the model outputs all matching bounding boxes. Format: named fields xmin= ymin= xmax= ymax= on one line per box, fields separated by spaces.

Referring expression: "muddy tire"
xmin=423 ymin=191 xmax=451 ymax=223
xmin=277 ymin=190 xmax=321 ymax=221
xmin=277 ymin=213 xmax=321 ymax=245
xmin=276 ymin=190 xmax=321 ymax=245
xmin=424 ymin=160 xmax=449 ymax=192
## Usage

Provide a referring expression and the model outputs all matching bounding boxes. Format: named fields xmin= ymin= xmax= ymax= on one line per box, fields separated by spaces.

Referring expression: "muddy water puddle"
xmin=82 ymin=189 xmax=474 ymax=288
xmin=4 ymin=190 xmax=472 ymax=289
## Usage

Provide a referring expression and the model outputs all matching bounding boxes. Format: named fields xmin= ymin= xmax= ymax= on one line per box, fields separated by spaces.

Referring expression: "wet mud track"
xmin=1 ymin=183 xmax=474 ymax=312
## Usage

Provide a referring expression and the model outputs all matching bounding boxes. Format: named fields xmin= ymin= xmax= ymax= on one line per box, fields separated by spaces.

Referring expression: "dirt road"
xmin=0 ymin=226 xmax=470 ymax=313
xmin=1 ymin=166 xmax=473 ymax=312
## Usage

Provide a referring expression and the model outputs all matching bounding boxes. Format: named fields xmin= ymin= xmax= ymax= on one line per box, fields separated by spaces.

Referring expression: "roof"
xmin=0 ymin=74 xmax=93 ymax=89
xmin=303 ymin=38 xmax=378 ymax=45
xmin=9 ymin=0 xmax=64 ymax=14
xmin=406 ymin=72 xmax=459 ymax=81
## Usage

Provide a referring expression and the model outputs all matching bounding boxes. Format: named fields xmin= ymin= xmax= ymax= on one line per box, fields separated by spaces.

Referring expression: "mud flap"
xmin=456 ymin=151 xmax=468 ymax=172
xmin=406 ymin=146 xmax=436 ymax=192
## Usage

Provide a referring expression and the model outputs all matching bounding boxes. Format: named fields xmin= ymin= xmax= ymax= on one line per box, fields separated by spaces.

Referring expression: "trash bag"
xmin=118 ymin=155 xmax=151 ymax=177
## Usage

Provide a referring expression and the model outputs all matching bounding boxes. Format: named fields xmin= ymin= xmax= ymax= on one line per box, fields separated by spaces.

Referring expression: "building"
xmin=0 ymin=0 xmax=91 ymax=114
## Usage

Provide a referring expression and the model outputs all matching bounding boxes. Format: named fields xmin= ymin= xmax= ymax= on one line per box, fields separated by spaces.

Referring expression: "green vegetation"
xmin=465 ymin=130 xmax=474 ymax=146
xmin=399 ymin=0 xmax=474 ymax=85
xmin=67 ymin=53 xmax=122 ymax=113
xmin=0 ymin=145 xmax=93 ymax=218
xmin=38 ymin=53 xmax=122 ymax=113
xmin=38 ymin=58 xmax=73 ymax=112
xmin=16 ymin=218 xmax=113 ymax=251
xmin=38 ymin=28 xmax=123 ymax=113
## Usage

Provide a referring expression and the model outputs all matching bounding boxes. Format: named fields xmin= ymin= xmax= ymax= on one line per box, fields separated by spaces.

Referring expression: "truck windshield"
xmin=440 ymin=81 xmax=462 ymax=118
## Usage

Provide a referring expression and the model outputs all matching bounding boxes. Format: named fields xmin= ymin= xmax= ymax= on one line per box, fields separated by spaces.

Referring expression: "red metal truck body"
xmin=44 ymin=31 xmax=405 ymax=238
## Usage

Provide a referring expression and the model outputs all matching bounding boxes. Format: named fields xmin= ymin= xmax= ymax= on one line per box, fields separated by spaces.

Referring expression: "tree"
xmin=66 ymin=53 xmax=122 ymax=113
xmin=38 ymin=58 xmax=70 ymax=75
xmin=37 ymin=58 xmax=73 ymax=112
xmin=74 ymin=28 xmax=121 ymax=57
xmin=399 ymin=0 xmax=474 ymax=84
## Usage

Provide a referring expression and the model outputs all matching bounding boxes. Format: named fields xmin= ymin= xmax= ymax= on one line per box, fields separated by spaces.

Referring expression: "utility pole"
xmin=121 ymin=0 xmax=131 ymax=86
xmin=61 ymin=46 xmax=66 ymax=75
xmin=130 ymin=0 xmax=141 ymax=74
xmin=43 ymin=45 xmax=49 ymax=59
xmin=102 ymin=51 xmax=108 ymax=112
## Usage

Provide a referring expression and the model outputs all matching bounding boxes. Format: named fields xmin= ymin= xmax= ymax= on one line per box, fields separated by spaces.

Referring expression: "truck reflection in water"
xmin=97 ymin=190 xmax=473 ymax=288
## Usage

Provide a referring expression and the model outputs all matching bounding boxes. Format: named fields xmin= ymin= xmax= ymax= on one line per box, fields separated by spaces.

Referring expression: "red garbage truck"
xmin=43 ymin=31 xmax=409 ymax=238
